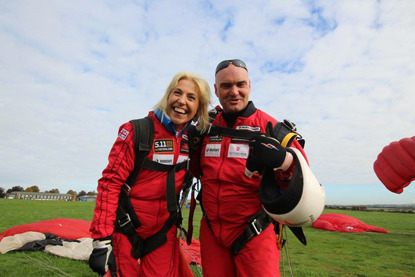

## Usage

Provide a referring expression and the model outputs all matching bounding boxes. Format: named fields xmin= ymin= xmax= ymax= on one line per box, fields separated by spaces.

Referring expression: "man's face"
xmin=214 ymin=64 xmax=251 ymax=113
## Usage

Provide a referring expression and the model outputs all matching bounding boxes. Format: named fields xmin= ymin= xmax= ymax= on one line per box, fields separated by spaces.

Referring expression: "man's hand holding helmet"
xmin=245 ymin=135 xmax=293 ymax=178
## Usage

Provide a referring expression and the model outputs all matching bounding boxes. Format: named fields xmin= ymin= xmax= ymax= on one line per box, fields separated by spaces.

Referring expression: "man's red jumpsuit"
xmin=197 ymin=102 xmax=306 ymax=277
xmin=90 ymin=111 xmax=190 ymax=277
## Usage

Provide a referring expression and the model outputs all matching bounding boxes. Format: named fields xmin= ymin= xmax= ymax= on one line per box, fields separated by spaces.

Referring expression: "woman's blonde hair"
xmin=153 ymin=72 xmax=211 ymax=132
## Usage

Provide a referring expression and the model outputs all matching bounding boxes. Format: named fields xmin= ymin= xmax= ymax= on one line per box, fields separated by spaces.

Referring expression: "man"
xmin=193 ymin=59 xmax=307 ymax=276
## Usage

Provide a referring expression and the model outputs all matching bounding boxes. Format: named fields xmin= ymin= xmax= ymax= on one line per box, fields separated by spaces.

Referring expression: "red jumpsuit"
xmin=90 ymin=111 xmax=190 ymax=277
xmin=198 ymin=102 xmax=306 ymax=277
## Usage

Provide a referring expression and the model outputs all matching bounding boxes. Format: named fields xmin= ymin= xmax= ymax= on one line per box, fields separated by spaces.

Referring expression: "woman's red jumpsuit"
xmin=90 ymin=111 xmax=190 ymax=276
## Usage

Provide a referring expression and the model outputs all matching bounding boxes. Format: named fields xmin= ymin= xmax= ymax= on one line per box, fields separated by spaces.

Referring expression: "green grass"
xmin=0 ymin=199 xmax=414 ymax=276
xmin=280 ymin=210 xmax=415 ymax=277
xmin=0 ymin=200 xmax=97 ymax=277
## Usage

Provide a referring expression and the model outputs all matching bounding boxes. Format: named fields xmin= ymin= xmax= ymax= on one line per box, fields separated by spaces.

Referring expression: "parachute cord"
xmin=277 ymin=223 xmax=284 ymax=249
xmin=283 ymin=227 xmax=295 ymax=277
xmin=179 ymin=179 xmax=203 ymax=277
xmin=193 ymin=264 xmax=203 ymax=277
xmin=180 ymin=239 xmax=203 ymax=276
xmin=279 ymin=224 xmax=286 ymax=277
xmin=281 ymin=243 xmax=285 ymax=277
xmin=179 ymin=237 xmax=203 ymax=277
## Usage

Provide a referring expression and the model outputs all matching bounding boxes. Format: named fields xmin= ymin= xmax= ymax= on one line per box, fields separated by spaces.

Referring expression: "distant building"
xmin=77 ymin=195 xmax=97 ymax=202
xmin=8 ymin=192 xmax=73 ymax=201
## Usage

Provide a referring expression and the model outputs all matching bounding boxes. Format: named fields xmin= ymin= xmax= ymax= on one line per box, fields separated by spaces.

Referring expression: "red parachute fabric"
xmin=373 ymin=136 xmax=415 ymax=193
xmin=178 ymin=239 xmax=197 ymax=277
xmin=312 ymin=213 xmax=388 ymax=233
xmin=0 ymin=218 xmax=202 ymax=276
xmin=179 ymin=238 xmax=202 ymax=266
xmin=0 ymin=218 xmax=92 ymax=241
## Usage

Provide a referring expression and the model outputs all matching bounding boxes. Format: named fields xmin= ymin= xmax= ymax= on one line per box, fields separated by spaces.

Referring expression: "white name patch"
xmin=236 ymin=125 xmax=261 ymax=132
xmin=227 ymin=143 xmax=249 ymax=159
xmin=177 ymin=155 xmax=188 ymax=163
xmin=153 ymin=154 xmax=174 ymax=165
xmin=205 ymin=144 xmax=221 ymax=157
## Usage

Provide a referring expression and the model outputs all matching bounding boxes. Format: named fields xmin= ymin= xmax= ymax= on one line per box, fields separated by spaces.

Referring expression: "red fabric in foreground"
xmin=178 ymin=238 xmax=197 ymax=277
xmin=179 ymin=238 xmax=202 ymax=266
xmin=0 ymin=218 xmax=202 ymax=267
xmin=373 ymin=136 xmax=415 ymax=194
xmin=0 ymin=218 xmax=92 ymax=241
xmin=312 ymin=213 xmax=388 ymax=233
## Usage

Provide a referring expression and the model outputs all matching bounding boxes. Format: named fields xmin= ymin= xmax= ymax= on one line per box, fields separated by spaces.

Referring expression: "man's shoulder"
xmin=253 ymin=108 xmax=277 ymax=124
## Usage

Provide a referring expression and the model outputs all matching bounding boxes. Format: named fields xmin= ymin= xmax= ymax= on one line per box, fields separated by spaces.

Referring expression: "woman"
xmin=89 ymin=72 xmax=211 ymax=276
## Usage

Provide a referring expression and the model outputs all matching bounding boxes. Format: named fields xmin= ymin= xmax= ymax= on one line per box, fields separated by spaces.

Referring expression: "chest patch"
xmin=154 ymin=139 xmax=174 ymax=153
xmin=177 ymin=155 xmax=188 ymax=163
xmin=236 ymin=125 xmax=261 ymax=132
xmin=180 ymin=140 xmax=189 ymax=154
xmin=227 ymin=143 xmax=249 ymax=159
xmin=205 ymin=144 xmax=221 ymax=157
xmin=208 ymin=135 xmax=223 ymax=142
xmin=153 ymin=154 xmax=174 ymax=165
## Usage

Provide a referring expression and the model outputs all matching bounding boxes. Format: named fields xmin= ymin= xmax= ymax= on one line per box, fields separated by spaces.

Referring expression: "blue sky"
xmin=1 ymin=0 xmax=414 ymax=205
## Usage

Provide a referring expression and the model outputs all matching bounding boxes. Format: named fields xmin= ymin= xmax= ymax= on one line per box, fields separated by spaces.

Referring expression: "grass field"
xmin=0 ymin=199 xmax=414 ymax=276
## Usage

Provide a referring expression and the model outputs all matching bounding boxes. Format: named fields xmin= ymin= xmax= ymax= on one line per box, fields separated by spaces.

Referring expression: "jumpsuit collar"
xmin=154 ymin=108 xmax=192 ymax=137
xmin=221 ymin=101 xmax=257 ymax=128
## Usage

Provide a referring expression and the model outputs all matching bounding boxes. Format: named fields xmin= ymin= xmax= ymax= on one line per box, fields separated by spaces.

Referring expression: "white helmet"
xmin=259 ymin=147 xmax=325 ymax=227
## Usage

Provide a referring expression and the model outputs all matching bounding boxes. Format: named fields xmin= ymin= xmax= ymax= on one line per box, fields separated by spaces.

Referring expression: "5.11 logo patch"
xmin=154 ymin=139 xmax=174 ymax=153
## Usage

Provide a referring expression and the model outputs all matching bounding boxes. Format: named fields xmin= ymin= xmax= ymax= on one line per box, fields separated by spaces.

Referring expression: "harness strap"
xmin=205 ymin=120 xmax=303 ymax=148
xmin=166 ymin=167 xmax=177 ymax=212
xmin=115 ymin=190 xmax=144 ymax=259
xmin=276 ymin=222 xmax=284 ymax=250
xmin=142 ymin=159 xmax=188 ymax=172
xmin=273 ymin=119 xmax=304 ymax=148
xmin=115 ymin=159 xmax=189 ymax=259
xmin=281 ymin=132 xmax=298 ymax=148
xmin=142 ymin=159 xmax=188 ymax=212
xmin=114 ymin=208 xmax=178 ymax=259
xmin=125 ymin=117 xmax=153 ymax=187
xmin=186 ymin=181 xmax=198 ymax=245
xmin=206 ymin=124 xmax=264 ymax=139
xmin=231 ymin=210 xmax=272 ymax=255
xmin=139 ymin=212 xmax=178 ymax=257
xmin=116 ymin=187 xmax=141 ymax=228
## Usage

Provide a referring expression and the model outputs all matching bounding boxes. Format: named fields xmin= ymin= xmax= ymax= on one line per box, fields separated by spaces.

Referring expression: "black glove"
xmin=89 ymin=236 xmax=117 ymax=276
xmin=245 ymin=135 xmax=288 ymax=178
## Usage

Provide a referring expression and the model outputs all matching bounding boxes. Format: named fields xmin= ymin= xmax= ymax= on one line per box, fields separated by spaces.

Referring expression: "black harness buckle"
xmin=186 ymin=158 xmax=190 ymax=170
xmin=122 ymin=183 xmax=132 ymax=196
xmin=117 ymin=212 xmax=132 ymax=228
xmin=231 ymin=210 xmax=272 ymax=255
xmin=249 ymin=218 xmax=262 ymax=235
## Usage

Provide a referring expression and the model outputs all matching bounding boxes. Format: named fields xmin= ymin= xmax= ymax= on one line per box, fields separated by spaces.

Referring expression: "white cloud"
xmin=0 ymin=0 xmax=414 ymax=204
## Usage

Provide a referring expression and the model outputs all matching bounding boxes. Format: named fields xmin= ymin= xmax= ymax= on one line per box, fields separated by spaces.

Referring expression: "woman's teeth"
xmin=174 ymin=107 xmax=186 ymax=114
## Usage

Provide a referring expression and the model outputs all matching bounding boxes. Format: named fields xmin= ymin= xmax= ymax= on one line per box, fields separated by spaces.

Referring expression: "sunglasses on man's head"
xmin=215 ymin=59 xmax=248 ymax=75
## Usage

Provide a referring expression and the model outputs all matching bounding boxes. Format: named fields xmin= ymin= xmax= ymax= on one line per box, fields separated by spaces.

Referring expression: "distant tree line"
xmin=0 ymin=186 xmax=97 ymax=199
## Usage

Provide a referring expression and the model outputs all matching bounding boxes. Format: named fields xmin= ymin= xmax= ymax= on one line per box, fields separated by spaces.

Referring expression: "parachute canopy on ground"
xmin=312 ymin=213 xmax=388 ymax=233
xmin=0 ymin=218 xmax=92 ymax=241
xmin=373 ymin=136 xmax=415 ymax=194
xmin=0 ymin=218 xmax=201 ymax=276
